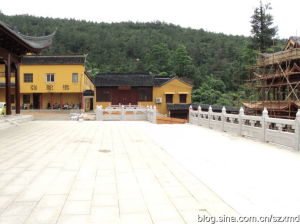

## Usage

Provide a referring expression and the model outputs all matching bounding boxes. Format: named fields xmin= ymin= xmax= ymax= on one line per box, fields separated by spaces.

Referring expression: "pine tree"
xmin=250 ymin=1 xmax=278 ymax=52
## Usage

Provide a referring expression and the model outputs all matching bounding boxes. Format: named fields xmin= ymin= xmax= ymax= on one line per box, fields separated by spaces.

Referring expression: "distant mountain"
xmin=1 ymin=13 xmax=277 ymax=105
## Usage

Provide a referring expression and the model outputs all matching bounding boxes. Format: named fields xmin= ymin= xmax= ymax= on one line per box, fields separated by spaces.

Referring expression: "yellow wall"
xmin=20 ymin=64 xmax=89 ymax=93
xmin=0 ymin=64 xmax=16 ymax=84
xmin=96 ymin=78 xmax=192 ymax=115
xmin=1 ymin=64 xmax=95 ymax=111
xmin=153 ymin=79 xmax=192 ymax=114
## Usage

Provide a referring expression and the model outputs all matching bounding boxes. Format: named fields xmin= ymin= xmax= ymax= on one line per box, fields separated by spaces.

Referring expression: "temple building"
xmin=20 ymin=55 xmax=94 ymax=111
xmin=95 ymin=73 xmax=193 ymax=117
xmin=0 ymin=21 xmax=55 ymax=115
xmin=244 ymin=37 xmax=300 ymax=118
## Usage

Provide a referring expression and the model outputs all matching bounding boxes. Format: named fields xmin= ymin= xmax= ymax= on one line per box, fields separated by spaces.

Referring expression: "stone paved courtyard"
xmin=0 ymin=121 xmax=236 ymax=224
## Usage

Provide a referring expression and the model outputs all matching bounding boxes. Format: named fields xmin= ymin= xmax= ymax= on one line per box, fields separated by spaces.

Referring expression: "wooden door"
xmin=112 ymin=90 xmax=137 ymax=105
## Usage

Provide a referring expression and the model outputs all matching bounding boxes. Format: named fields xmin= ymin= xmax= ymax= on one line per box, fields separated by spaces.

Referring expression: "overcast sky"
xmin=1 ymin=0 xmax=299 ymax=38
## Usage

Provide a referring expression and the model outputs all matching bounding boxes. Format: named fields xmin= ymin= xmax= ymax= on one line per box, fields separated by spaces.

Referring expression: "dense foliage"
xmin=0 ymin=12 xmax=269 ymax=106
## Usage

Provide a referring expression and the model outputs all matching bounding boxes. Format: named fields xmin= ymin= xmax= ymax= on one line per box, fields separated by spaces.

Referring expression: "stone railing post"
xmin=208 ymin=105 xmax=212 ymax=128
xmin=189 ymin=105 xmax=193 ymax=124
xmin=152 ymin=106 xmax=157 ymax=124
xmin=146 ymin=105 xmax=149 ymax=121
xmin=133 ymin=108 xmax=137 ymax=120
xmin=150 ymin=105 xmax=153 ymax=122
xmin=121 ymin=105 xmax=125 ymax=120
xmin=96 ymin=105 xmax=103 ymax=121
xmin=262 ymin=107 xmax=269 ymax=142
xmin=197 ymin=105 xmax=201 ymax=126
xmin=295 ymin=109 xmax=300 ymax=150
xmin=222 ymin=106 xmax=226 ymax=132
xmin=239 ymin=107 xmax=244 ymax=136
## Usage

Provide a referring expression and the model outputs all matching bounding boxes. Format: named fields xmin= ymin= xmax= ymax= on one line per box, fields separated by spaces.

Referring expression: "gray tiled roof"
xmin=0 ymin=21 xmax=55 ymax=53
xmin=95 ymin=73 xmax=173 ymax=87
xmin=22 ymin=55 xmax=86 ymax=65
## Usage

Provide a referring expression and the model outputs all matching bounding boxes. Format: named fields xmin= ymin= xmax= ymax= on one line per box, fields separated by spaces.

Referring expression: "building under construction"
xmin=244 ymin=37 xmax=300 ymax=119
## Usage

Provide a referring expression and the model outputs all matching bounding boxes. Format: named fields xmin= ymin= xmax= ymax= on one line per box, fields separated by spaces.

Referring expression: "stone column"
xmin=188 ymin=105 xmax=192 ymax=124
xmin=208 ymin=105 xmax=212 ymax=128
xmin=239 ymin=107 xmax=244 ymax=136
xmin=262 ymin=107 xmax=269 ymax=142
xmin=197 ymin=105 xmax=202 ymax=126
xmin=222 ymin=106 xmax=226 ymax=132
xmin=96 ymin=105 xmax=103 ymax=121
xmin=152 ymin=106 xmax=157 ymax=124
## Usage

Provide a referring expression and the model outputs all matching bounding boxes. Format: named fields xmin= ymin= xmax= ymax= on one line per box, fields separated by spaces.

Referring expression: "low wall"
xmin=95 ymin=105 xmax=157 ymax=123
xmin=189 ymin=105 xmax=300 ymax=150
xmin=157 ymin=116 xmax=187 ymax=124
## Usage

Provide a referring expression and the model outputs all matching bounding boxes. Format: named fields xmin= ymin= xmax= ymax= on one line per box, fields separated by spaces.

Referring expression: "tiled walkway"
xmin=0 ymin=121 xmax=236 ymax=224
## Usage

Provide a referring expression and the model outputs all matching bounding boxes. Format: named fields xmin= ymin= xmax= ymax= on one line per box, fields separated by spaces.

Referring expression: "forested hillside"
xmin=0 ymin=13 xmax=270 ymax=105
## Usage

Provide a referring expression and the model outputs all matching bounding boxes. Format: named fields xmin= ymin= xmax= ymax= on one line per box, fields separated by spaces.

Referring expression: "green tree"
xmin=250 ymin=1 xmax=278 ymax=52
xmin=144 ymin=44 xmax=172 ymax=75
xmin=172 ymin=45 xmax=193 ymax=77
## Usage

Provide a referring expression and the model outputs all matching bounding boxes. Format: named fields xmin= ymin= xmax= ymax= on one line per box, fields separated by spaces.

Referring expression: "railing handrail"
xmin=189 ymin=106 xmax=300 ymax=150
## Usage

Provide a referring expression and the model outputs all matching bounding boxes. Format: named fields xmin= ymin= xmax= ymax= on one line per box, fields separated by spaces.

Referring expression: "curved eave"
xmin=0 ymin=21 xmax=55 ymax=53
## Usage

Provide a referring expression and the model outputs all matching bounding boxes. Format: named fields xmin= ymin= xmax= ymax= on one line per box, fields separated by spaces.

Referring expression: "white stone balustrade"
xmin=189 ymin=106 xmax=300 ymax=150
xmin=96 ymin=105 xmax=156 ymax=123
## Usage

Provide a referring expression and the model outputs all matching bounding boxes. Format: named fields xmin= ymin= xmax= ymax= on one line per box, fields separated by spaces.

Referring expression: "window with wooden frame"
xmin=179 ymin=94 xmax=187 ymax=103
xmin=24 ymin=73 xmax=33 ymax=83
xmin=11 ymin=95 xmax=15 ymax=104
xmin=23 ymin=95 xmax=30 ymax=104
xmin=96 ymin=88 xmax=111 ymax=102
xmin=46 ymin=73 xmax=55 ymax=82
xmin=166 ymin=94 xmax=173 ymax=103
xmin=138 ymin=87 xmax=152 ymax=101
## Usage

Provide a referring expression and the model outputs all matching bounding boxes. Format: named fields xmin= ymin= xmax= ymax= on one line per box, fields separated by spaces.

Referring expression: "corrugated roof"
xmin=22 ymin=55 xmax=86 ymax=65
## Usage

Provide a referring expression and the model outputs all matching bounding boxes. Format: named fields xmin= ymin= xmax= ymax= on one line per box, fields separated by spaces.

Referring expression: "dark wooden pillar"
xmin=50 ymin=93 xmax=53 ymax=110
xmin=60 ymin=93 xmax=63 ymax=109
xmin=40 ymin=94 xmax=43 ymax=109
xmin=5 ymin=54 xmax=11 ymax=115
xmin=81 ymin=93 xmax=85 ymax=112
xmin=15 ymin=63 xmax=20 ymax=114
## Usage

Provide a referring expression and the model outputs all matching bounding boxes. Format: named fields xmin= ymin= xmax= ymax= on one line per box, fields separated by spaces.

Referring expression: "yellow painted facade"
xmin=0 ymin=63 xmax=95 ymax=111
xmin=0 ymin=64 xmax=16 ymax=106
xmin=153 ymin=78 xmax=192 ymax=114
xmin=95 ymin=78 xmax=192 ymax=115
